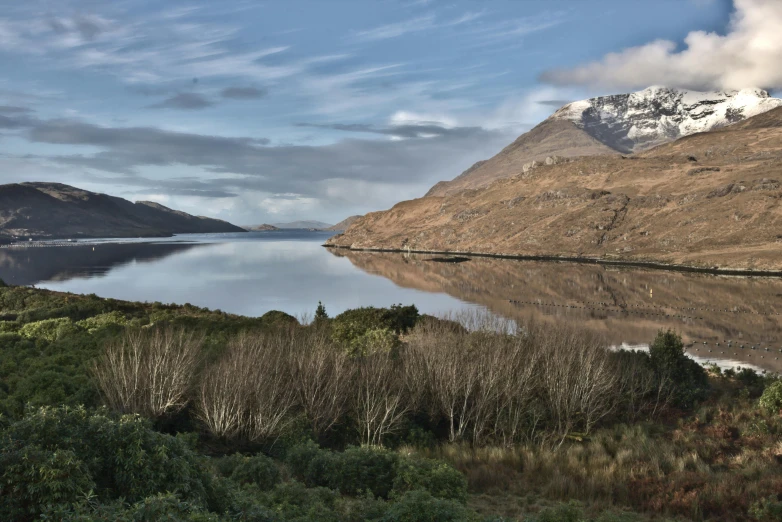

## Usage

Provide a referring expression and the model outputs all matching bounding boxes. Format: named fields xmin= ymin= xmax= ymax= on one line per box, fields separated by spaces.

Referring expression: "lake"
xmin=2 ymin=231 xmax=780 ymax=373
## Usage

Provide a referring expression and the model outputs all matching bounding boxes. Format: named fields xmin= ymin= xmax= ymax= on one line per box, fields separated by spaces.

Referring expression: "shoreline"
xmin=323 ymin=244 xmax=782 ymax=278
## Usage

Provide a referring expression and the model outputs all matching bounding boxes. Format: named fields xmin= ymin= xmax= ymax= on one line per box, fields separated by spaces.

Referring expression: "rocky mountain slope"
xmin=0 ymin=182 xmax=245 ymax=239
xmin=327 ymin=215 xmax=362 ymax=231
xmin=327 ymin=106 xmax=782 ymax=271
xmin=428 ymin=87 xmax=782 ymax=197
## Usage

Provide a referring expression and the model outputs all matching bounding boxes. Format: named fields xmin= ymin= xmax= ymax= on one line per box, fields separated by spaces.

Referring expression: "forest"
xmin=0 ymin=281 xmax=781 ymax=521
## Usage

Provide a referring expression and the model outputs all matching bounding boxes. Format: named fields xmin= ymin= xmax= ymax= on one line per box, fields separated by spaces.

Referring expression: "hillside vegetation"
xmin=0 ymin=283 xmax=780 ymax=521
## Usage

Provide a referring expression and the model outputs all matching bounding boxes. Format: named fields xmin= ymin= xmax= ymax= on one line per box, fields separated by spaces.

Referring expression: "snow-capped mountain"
xmin=551 ymin=86 xmax=782 ymax=153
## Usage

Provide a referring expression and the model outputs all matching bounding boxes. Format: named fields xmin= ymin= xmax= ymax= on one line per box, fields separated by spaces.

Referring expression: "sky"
xmin=1 ymin=0 xmax=777 ymax=225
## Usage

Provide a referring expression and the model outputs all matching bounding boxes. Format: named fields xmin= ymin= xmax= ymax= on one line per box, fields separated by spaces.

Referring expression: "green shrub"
xmin=749 ymin=494 xmax=782 ymax=521
xmin=0 ymin=444 xmax=95 ymax=521
xmin=46 ymin=493 xmax=224 ymax=522
xmin=392 ymin=456 xmax=468 ymax=503
xmin=286 ymin=443 xmax=399 ymax=498
xmin=75 ymin=311 xmax=128 ymax=333
xmin=226 ymin=454 xmax=281 ymax=490
xmin=261 ymin=310 xmax=299 ymax=329
xmin=380 ymin=490 xmax=475 ymax=522
xmin=331 ymin=305 xmax=418 ymax=354
xmin=19 ymin=317 xmax=79 ymax=342
xmin=335 ymin=446 xmax=399 ymax=498
xmin=758 ymin=380 xmax=782 ymax=414
xmin=1 ymin=407 xmax=213 ymax=512
xmin=259 ymin=481 xmax=339 ymax=521
xmin=649 ymin=330 xmax=709 ymax=408
xmin=350 ymin=327 xmax=400 ymax=356
xmin=285 ymin=441 xmax=334 ymax=488
xmin=0 ymin=320 xmax=18 ymax=333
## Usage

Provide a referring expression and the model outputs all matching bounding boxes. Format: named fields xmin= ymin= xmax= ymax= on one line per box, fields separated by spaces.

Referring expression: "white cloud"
xmin=541 ymin=0 xmax=782 ymax=91
xmin=353 ymin=11 xmax=483 ymax=41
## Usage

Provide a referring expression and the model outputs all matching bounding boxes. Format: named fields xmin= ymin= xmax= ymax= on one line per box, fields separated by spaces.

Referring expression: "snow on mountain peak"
xmin=550 ymin=86 xmax=782 ymax=153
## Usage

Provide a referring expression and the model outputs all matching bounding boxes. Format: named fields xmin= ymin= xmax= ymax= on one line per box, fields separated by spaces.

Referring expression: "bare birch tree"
xmin=93 ymin=327 xmax=201 ymax=419
xmin=354 ymin=352 xmax=409 ymax=446
xmin=289 ymin=330 xmax=353 ymax=438
xmin=196 ymin=333 xmax=297 ymax=441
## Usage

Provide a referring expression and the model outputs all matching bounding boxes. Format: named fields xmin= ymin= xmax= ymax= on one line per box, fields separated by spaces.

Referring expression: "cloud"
xmin=221 ymin=86 xmax=268 ymax=99
xmin=0 ymin=106 xmax=34 ymax=128
xmin=536 ymin=99 xmax=573 ymax=108
xmin=540 ymin=0 xmax=782 ymax=91
xmin=294 ymin=122 xmax=477 ymax=139
xmin=147 ymin=92 xmax=214 ymax=110
xmin=9 ymin=112 xmax=512 ymax=206
xmin=354 ymin=11 xmax=482 ymax=41
xmin=47 ymin=14 xmax=109 ymax=41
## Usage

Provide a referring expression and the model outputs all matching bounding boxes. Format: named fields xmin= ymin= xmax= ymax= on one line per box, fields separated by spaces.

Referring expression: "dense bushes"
xmin=6 ymin=284 xmax=782 ymax=520
xmin=758 ymin=380 xmax=782 ymax=414
xmin=285 ymin=442 xmax=467 ymax=502
xmin=330 ymin=304 xmax=418 ymax=355
xmin=0 ymin=407 xmax=217 ymax=520
xmin=216 ymin=453 xmax=281 ymax=490
xmin=0 ymin=408 xmax=481 ymax=521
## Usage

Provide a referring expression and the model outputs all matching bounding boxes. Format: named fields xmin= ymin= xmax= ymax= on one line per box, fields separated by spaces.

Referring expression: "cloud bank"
xmin=541 ymin=0 xmax=782 ymax=91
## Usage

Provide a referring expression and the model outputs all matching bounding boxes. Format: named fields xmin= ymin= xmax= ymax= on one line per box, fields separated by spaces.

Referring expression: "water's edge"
xmin=324 ymin=245 xmax=782 ymax=278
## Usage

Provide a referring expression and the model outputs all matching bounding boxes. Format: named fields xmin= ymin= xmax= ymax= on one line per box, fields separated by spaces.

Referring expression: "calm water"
xmin=0 ymin=231 xmax=477 ymax=320
xmin=2 ymin=231 xmax=781 ymax=373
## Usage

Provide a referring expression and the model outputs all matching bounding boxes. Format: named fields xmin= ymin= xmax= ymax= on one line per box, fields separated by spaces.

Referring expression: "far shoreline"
xmin=323 ymin=244 xmax=782 ymax=278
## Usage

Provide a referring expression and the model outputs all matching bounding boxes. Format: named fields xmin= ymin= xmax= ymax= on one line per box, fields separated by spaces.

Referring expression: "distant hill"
xmin=271 ymin=220 xmax=333 ymax=229
xmin=327 ymin=215 xmax=362 ymax=231
xmin=244 ymin=224 xmax=279 ymax=231
xmin=0 ymin=182 xmax=246 ymax=240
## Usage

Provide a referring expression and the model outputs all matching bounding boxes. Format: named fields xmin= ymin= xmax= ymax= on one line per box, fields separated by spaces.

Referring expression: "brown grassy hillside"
xmin=328 ymin=107 xmax=782 ymax=271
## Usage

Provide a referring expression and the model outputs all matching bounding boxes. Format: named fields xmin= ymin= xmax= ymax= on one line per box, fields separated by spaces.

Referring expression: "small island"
xmin=243 ymin=224 xmax=280 ymax=231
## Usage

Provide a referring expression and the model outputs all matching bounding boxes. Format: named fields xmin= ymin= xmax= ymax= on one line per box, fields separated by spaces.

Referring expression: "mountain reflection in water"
xmin=331 ymin=250 xmax=782 ymax=373
xmin=0 ymin=242 xmax=203 ymax=286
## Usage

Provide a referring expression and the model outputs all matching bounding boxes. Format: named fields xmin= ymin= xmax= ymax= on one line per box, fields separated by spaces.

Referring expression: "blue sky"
xmin=0 ymin=0 xmax=769 ymax=225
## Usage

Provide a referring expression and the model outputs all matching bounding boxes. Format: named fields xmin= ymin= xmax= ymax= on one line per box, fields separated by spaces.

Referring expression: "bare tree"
xmin=492 ymin=336 xmax=541 ymax=445
xmin=354 ymin=352 xmax=409 ymax=446
xmin=406 ymin=319 xmax=480 ymax=443
xmin=538 ymin=326 xmax=617 ymax=446
xmin=196 ymin=333 xmax=297 ymax=441
xmin=93 ymin=327 xmax=201 ymax=419
xmin=613 ymin=351 xmax=672 ymax=421
xmin=197 ymin=343 xmax=250 ymax=438
xmin=289 ymin=330 xmax=353 ymax=438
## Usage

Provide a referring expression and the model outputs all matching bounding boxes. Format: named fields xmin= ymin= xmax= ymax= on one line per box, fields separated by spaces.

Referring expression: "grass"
xmin=406 ymin=379 xmax=782 ymax=521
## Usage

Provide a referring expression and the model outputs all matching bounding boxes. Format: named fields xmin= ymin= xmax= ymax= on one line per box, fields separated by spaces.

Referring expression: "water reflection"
xmin=4 ymin=232 xmax=780 ymax=373
xmin=0 ymin=242 xmax=202 ymax=286
xmin=12 ymin=233 xmax=477 ymax=320
xmin=331 ymin=250 xmax=782 ymax=373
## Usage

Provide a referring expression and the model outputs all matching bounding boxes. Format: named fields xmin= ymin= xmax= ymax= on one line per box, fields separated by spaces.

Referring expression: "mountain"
xmin=271 ymin=220 xmax=333 ymax=229
xmin=327 ymin=215 xmax=362 ymax=231
xmin=0 ymin=182 xmax=245 ymax=239
xmin=427 ymin=87 xmax=782 ymax=197
xmin=327 ymin=105 xmax=782 ymax=272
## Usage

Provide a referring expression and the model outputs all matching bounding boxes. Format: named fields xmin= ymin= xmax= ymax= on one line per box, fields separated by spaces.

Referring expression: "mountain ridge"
xmin=427 ymin=86 xmax=782 ymax=197
xmin=0 ymin=182 xmax=245 ymax=239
